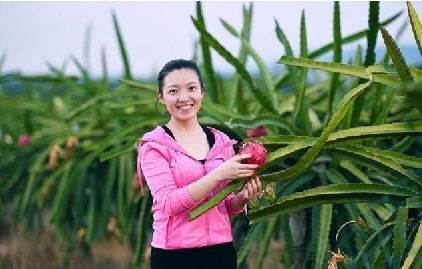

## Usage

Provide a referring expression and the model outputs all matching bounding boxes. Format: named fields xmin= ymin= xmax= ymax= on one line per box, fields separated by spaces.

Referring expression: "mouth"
xmin=177 ymin=104 xmax=194 ymax=111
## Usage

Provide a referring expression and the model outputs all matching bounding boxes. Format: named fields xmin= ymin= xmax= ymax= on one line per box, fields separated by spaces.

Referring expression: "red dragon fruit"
xmin=18 ymin=134 xmax=31 ymax=146
xmin=246 ymin=125 xmax=268 ymax=138
xmin=238 ymin=139 xmax=267 ymax=167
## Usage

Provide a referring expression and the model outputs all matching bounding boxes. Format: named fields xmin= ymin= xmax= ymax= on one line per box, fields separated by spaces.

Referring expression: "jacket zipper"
xmin=200 ymin=160 xmax=210 ymax=246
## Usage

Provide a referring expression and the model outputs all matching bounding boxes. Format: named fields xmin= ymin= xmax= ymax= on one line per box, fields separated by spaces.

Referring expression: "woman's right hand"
xmin=213 ymin=154 xmax=259 ymax=182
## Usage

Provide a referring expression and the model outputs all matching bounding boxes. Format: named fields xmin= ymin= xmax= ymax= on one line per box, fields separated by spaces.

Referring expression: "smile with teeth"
xmin=177 ymin=104 xmax=193 ymax=111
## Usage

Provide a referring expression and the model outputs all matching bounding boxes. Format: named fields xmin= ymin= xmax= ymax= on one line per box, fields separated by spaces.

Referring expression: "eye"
xmin=189 ymin=86 xmax=197 ymax=91
xmin=168 ymin=89 xmax=177 ymax=94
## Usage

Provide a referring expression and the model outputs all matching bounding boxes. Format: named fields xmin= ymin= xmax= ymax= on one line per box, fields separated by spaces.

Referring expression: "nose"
xmin=178 ymin=89 xmax=191 ymax=101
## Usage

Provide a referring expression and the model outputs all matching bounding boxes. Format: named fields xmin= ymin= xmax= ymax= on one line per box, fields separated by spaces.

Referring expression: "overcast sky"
xmin=0 ymin=1 xmax=420 ymax=78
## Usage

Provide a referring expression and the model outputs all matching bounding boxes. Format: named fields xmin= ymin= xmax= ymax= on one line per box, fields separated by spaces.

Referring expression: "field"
xmin=1 ymin=2 xmax=421 ymax=269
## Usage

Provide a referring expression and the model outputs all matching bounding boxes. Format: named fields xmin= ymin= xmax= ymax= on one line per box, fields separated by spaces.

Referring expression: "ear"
xmin=158 ymin=92 xmax=165 ymax=105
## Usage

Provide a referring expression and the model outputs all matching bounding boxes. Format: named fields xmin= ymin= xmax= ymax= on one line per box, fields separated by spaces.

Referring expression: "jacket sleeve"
xmin=222 ymin=140 xmax=245 ymax=217
xmin=224 ymin=191 xmax=245 ymax=217
xmin=138 ymin=142 xmax=205 ymax=216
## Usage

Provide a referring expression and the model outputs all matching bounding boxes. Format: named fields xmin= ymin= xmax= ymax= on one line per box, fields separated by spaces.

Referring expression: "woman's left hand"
xmin=237 ymin=175 xmax=262 ymax=201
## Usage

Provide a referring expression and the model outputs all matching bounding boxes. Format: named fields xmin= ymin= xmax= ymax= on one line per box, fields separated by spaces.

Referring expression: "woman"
xmin=136 ymin=59 xmax=262 ymax=269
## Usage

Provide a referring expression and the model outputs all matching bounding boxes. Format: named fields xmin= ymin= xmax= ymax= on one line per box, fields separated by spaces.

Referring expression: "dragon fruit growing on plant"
xmin=18 ymin=134 xmax=31 ymax=146
xmin=246 ymin=125 xmax=268 ymax=138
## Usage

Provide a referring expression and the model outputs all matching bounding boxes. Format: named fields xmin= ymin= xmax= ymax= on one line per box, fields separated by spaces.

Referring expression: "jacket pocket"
xmin=216 ymin=202 xmax=232 ymax=235
xmin=165 ymin=215 xmax=178 ymax=248
xmin=180 ymin=214 xmax=204 ymax=246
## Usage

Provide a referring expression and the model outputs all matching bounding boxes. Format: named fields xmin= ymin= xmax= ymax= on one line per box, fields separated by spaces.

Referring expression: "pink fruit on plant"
xmin=246 ymin=125 xmax=268 ymax=138
xmin=18 ymin=135 xmax=31 ymax=146
xmin=238 ymin=139 xmax=267 ymax=167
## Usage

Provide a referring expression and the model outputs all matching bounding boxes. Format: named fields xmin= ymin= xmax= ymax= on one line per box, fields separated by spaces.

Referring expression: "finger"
xmin=238 ymin=168 xmax=258 ymax=174
xmin=239 ymin=171 xmax=256 ymax=178
xmin=255 ymin=178 xmax=263 ymax=198
xmin=247 ymin=182 xmax=253 ymax=198
xmin=240 ymin=164 xmax=259 ymax=169
xmin=250 ymin=178 xmax=258 ymax=192
xmin=251 ymin=180 xmax=259 ymax=199
xmin=237 ymin=166 xmax=256 ymax=172
xmin=237 ymin=173 xmax=249 ymax=179
xmin=236 ymin=154 xmax=252 ymax=160
xmin=254 ymin=176 xmax=262 ymax=192
xmin=243 ymin=183 xmax=250 ymax=199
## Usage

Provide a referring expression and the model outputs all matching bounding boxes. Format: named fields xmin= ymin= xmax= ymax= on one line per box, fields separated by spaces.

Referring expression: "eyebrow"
xmin=166 ymin=82 xmax=199 ymax=88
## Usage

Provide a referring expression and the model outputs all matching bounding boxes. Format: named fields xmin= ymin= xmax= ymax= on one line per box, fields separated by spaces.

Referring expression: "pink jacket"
xmin=136 ymin=125 xmax=245 ymax=250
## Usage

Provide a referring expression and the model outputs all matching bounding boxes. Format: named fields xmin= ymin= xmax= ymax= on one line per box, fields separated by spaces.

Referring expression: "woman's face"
xmin=159 ymin=68 xmax=204 ymax=121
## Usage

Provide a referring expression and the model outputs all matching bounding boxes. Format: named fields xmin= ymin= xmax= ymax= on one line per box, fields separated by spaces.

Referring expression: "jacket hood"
xmin=137 ymin=125 xmax=238 ymax=161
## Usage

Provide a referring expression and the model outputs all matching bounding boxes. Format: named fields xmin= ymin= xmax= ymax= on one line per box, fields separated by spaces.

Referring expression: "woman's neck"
xmin=166 ymin=117 xmax=201 ymax=135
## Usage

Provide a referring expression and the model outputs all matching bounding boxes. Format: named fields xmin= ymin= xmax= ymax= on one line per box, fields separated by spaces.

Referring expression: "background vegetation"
xmin=1 ymin=1 xmax=421 ymax=268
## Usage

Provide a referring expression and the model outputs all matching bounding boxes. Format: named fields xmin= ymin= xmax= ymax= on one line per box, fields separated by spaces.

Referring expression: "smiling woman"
xmin=158 ymin=65 xmax=204 ymax=120
xmin=136 ymin=59 xmax=262 ymax=269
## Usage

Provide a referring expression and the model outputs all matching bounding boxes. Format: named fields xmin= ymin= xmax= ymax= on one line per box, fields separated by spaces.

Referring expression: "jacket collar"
xmin=137 ymin=125 xmax=238 ymax=161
